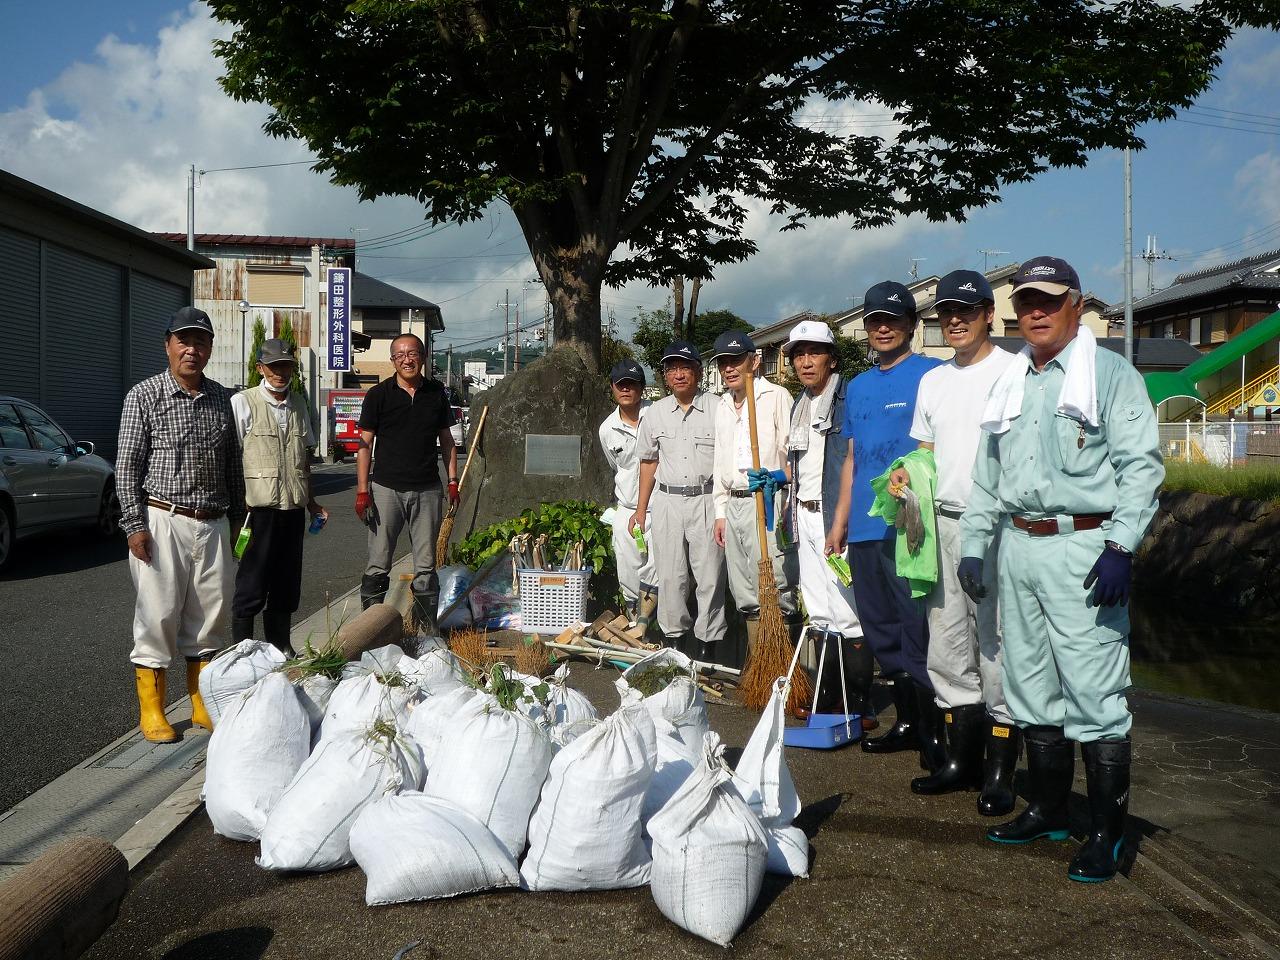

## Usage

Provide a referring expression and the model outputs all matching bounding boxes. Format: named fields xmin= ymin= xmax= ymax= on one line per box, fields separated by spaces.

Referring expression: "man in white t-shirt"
xmin=891 ymin=270 xmax=1018 ymax=812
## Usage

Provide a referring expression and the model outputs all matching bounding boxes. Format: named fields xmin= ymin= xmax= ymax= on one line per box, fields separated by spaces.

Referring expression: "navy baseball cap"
xmin=609 ymin=359 xmax=646 ymax=386
xmin=1012 ymin=256 xmax=1081 ymax=296
xmin=708 ymin=330 xmax=756 ymax=362
xmin=660 ymin=340 xmax=701 ymax=365
xmin=863 ymin=280 xmax=915 ymax=320
xmin=166 ymin=306 xmax=215 ymax=337
xmin=935 ymin=270 xmax=994 ymax=307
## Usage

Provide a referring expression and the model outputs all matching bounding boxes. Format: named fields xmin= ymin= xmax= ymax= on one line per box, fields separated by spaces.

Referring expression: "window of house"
xmin=359 ymin=307 xmax=402 ymax=333
xmin=1190 ymin=317 xmax=1201 ymax=344
xmin=923 ymin=322 xmax=945 ymax=347
xmin=247 ymin=263 xmax=305 ymax=306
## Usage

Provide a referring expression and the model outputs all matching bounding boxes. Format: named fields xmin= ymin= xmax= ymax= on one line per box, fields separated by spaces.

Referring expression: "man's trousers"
xmin=129 ymin=505 xmax=232 ymax=668
xmin=649 ymin=489 xmax=726 ymax=645
xmin=232 ymin=506 xmax=306 ymax=620
xmin=723 ymin=492 xmax=797 ymax=617
xmin=610 ymin=505 xmax=658 ymax=605
xmin=366 ymin=481 xmax=442 ymax=594
xmin=847 ymin=537 xmax=930 ymax=690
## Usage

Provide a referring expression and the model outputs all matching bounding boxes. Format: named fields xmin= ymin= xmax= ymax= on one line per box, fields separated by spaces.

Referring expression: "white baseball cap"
xmin=782 ymin=319 xmax=836 ymax=355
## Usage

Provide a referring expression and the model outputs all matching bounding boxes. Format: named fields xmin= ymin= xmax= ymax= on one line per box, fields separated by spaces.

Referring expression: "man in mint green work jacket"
xmin=958 ymin=257 xmax=1163 ymax=884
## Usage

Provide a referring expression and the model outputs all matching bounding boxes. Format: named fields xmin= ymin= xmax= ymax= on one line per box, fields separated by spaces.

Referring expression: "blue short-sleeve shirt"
xmin=841 ymin=352 xmax=942 ymax=543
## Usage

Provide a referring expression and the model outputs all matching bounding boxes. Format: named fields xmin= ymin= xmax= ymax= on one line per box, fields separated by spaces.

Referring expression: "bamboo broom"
xmin=737 ymin=369 xmax=811 ymax=713
xmin=436 ymin=405 xmax=489 ymax=564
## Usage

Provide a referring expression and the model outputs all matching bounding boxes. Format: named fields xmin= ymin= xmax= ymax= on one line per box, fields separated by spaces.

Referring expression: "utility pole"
xmin=978 ymin=249 xmax=1009 ymax=273
xmin=909 ymin=258 xmax=927 ymax=281
xmin=497 ymin=289 xmax=515 ymax=375
xmin=514 ymin=305 xmax=522 ymax=370
xmin=446 ymin=343 xmax=453 ymax=388
xmin=186 ymin=164 xmax=196 ymax=251
xmin=1141 ymin=235 xmax=1174 ymax=295
xmin=1124 ymin=148 xmax=1134 ymax=365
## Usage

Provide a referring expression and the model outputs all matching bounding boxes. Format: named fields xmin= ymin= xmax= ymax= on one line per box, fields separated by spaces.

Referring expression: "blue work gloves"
xmin=957 ymin=557 xmax=986 ymax=603
xmin=1083 ymin=544 xmax=1132 ymax=607
xmin=746 ymin=468 xmax=788 ymax=531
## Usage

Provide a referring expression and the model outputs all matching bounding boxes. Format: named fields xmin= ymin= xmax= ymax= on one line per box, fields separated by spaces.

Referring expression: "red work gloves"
xmin=355 ymin=491 xmax=373 ymax=521
xmin=447 ymin=480 xmax=460 ymax=506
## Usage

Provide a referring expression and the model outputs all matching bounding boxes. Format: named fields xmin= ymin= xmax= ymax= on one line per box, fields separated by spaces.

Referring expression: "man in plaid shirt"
xmin=116 ymin=306 xmax=244 ymax=743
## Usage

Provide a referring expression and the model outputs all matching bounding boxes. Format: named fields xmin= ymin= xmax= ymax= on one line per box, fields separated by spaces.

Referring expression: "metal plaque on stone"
xmin=525 ymin=434 xmax=582 ymax=476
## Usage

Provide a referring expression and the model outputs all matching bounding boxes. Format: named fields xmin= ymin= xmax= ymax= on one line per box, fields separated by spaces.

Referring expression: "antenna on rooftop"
xmin=978 ymin=249 xmax=1009 ymax=273
xmin=1141 ymin=235 xmax=1175 ymax=294
xmin=909 ymin=258 xmax=927 ymax=281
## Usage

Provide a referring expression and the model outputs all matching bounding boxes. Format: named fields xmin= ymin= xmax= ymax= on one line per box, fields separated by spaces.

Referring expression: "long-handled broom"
xmin=738 ymin=369 xmax=811 ymax=713
xmin=436 ymin=405 xmax=489 ymax=564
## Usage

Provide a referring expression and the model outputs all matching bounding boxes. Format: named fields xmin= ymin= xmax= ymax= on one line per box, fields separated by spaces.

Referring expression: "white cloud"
xmin=1235 ymin=152 xmax=1280 ymax=225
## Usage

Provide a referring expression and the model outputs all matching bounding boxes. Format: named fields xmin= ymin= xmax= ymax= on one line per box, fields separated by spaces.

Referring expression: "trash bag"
xmin=425 ymin=689 xmax=554 ymax=860
xmin=436 ymin=564 xmax=473 ymax=630
xmin=520 ymin=701 xmax=656 ymax=891
xmin=545 ymin=663 xmax=598 ymax=729
xmin=403 ymin=684 xmax=484 ymax=769
xmin=350 ymin=792 xmax=518 ymax=905
xmin=616 ymin=648 xmax=709 ymax=822
xmin=731 ymin=677 xmax=810 ymax=877
xmin=198 ymin=640 xmax=287 ymax=727
xmin=401 ymin=643 xmax=470 ymax=698
xmin=647 ymin=732 xmax=768 ymax=948
xmin=293 ymin=673 xmax=338 ymax=734
xmin=205 ymin=672 xmax=311 ymax=842
xmin=258 ymin=724 xmax=424 ymax=872
xmin=321 ymin=646 xmax=419 ymax=741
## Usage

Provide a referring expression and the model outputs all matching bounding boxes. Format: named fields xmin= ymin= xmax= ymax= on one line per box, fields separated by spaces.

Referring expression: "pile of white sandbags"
xmin=198 ymin=639 xmax=287 ymax=726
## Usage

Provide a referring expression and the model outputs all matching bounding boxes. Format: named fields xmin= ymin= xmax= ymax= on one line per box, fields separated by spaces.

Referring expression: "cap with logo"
xmin=660 ymin=339 xmax=702 ymax=365
xmin=258 ymin=338 xmax=297 ymax=365
xmin=166 ymin=306 xmax=215 ymax=337
xmin=782 ymin=318 xmax=836 ymax=355
xmin=609 ymin=359 xmax=646 ymax=386
xmin=1011 ymin=256 xmax=1081 ymax=297
xmin=708 ymin=330 xmax=757 ymax=362
xmin=934 ymin=270 xmax=994 ymax=308
xmin=863 ymin=280 xmax=915 ymax=320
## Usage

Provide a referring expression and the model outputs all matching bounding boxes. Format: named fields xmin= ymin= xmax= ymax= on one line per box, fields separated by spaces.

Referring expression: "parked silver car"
xmin=0 ymin=396 xmax=119 ymax=571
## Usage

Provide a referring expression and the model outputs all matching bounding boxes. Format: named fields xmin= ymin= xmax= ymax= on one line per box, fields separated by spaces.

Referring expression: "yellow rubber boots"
xmin=134 ymin=666 xmax=178 ymax=743
xmin=186 ymin=657 xmax=213 ymax=731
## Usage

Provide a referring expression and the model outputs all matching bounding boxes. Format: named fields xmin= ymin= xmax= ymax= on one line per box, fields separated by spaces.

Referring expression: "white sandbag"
xmin=648 ymin=732 xmax=768 ymax=948
xmin=403 ymin=684 xmax=485 ymax=768
xmin=521 ymin=701 xmax=656 ymax=891
xmin=402 ymin=644 xmax=469 ymax=697
xmin=322 ymin=646 xmax=419 ymax=741
xmin=732 ymin=676 xmax=809 ymax=877
xmin=545 ymin=663 xmax=598 ymax=728
xmin=350 ymin=792 xmax=518 ymax=905
xmin=199 ymin=640 xmax=288 ymax=727
xmin=437 ymin=564 xmax=473 ymax=629
xmin=205 ymin=672 xmax=311 ymax=842
xmin=294 ymin=673 xmax=338 ymax=732
xmin=425 ymin=688 xmax=554 ymax=859
xmin=616 ymin=649 xmax=709 ymax=821
xmin=491 ymin=667 xmax=549 ymax=725
xmin=258 ymin=725 xmax=424 ymax=872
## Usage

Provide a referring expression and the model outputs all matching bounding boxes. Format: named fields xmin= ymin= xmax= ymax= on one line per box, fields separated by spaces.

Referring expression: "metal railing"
xmin=1202 ymin=364 xmax=1280 ymax=415
xmin=1157 ymin=420 xmax=1280 ymax=467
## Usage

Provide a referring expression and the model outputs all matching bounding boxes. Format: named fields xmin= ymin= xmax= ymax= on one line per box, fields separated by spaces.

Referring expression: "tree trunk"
xmin=527 ymin=236 xmax=607 ymax=374
xmin=686 ymin=277 xmax=702 ymax=342
xmin=672 ymin=278 xmax=685 ymax=336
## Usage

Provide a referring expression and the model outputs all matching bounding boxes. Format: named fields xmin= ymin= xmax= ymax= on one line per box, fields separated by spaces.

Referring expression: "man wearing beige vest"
xmin=230 ymin=338 xmax=328 ymax=651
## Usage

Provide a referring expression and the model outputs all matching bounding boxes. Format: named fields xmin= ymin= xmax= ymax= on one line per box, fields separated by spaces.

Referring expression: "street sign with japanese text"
xmin=326 ymin=267 xmax=352 ymax=373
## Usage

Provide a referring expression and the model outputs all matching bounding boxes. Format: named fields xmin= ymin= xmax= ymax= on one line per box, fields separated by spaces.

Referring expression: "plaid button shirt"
xmin=116 ymin=369 xmax=245 ymax=536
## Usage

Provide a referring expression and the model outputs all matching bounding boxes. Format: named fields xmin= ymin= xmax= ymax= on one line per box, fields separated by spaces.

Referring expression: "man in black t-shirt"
xmin=355 ymin=334 xmax=459 ymax=633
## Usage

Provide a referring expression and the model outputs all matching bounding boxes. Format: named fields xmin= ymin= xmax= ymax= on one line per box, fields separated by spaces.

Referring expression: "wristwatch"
xmin=1104 ymin=540 xmax=1131 ymax=556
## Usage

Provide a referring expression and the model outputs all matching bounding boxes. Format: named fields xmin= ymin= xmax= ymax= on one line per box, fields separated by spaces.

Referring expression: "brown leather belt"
xmin=797 ymin=499 xmax=821 ymax=512
xmin=146 ymin=497 xmax=225 ymax=521
xmin=1011 ymin=512 xmax=1111 ymax=536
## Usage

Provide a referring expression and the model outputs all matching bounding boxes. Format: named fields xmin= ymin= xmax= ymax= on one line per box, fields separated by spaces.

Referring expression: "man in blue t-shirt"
xmin=826 ymin=280 xmax=944 ymax=767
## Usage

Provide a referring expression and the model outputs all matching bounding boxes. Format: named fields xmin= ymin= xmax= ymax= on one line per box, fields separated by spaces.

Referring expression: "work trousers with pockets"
xmin=610 ymin=506 xmax=657 ymax=605
xmin=129 ymin=505 xmax=233 ymax=668
xmin=998 ymin=519 xmax=1132 ymax=742
xmin=723 ymin=493 xmax=797 ymax=618
xmin=795 ymin=503 xmax=862 ymax=671
xmin=925 ymin=514 xmax=1010 ymax=722
xmin=232 ymin=506 xmax=306 ymax=619
xmin=650 ymin=489 xmax=726 ymax=645
xmin=847 ymin=537 xmax=931 ymax=690
xmin=366 ymin=481 xmax=442 ymax=594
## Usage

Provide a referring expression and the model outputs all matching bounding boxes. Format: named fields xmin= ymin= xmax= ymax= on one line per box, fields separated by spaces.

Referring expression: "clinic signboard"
xmin=326 ymin=267 xmax=352 ymax=372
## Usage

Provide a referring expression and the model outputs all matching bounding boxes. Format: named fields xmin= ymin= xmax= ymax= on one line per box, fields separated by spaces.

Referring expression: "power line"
xmin=199 ymin=159 xmax=316 ymax=173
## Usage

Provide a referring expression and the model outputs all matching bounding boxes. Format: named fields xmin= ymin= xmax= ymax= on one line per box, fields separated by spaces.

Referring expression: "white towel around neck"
xmin=980 ymin=325 xmax=1098 ymax=434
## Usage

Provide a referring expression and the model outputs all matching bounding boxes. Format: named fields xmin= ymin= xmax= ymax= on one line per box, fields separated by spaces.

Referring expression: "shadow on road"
xmin=0 ymin=529 xmax=124 ymax=582
xmin=161 ymin=927 xmax=273 ymax=960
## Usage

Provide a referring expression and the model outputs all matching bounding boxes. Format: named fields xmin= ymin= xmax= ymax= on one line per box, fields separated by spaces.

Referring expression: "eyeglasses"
xmin=936 ymin=303 xmax=984 ymax=321
xmin=391 ymin=351 xmax=422 ymax=360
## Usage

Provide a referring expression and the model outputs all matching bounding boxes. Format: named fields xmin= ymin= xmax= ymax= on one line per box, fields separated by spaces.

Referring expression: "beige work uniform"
xmin=636 ymin=392 xmax=726 ymax=645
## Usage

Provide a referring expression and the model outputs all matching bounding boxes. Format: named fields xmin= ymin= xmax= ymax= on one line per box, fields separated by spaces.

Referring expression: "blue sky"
xmin=1 ymin=2 xmax=1278 ymax=348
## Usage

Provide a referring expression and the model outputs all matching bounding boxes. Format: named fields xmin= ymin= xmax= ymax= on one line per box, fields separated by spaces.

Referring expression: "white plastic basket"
xmin=517 ymin=567 xmax=591 ymax=634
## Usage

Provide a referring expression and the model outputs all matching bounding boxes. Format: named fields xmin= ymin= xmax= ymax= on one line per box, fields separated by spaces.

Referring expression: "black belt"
xmin=729 ymin=489 xmax=754 ymax=498
xmin=797 ymin=499 xmax=821 ymax=512
xmin=1011 ymin=512 xmax=1112 ymax=536
xmin=658 ymin=481 xmax=712 ymax=497
xmin=936 ymin=505 xmax=965 ymax=520
xmin=146 ymin=497 xmax=225 ymax=521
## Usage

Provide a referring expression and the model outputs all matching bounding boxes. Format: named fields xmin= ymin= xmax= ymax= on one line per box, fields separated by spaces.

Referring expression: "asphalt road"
xmin=0 ymin=462 xmax=368 ymax=813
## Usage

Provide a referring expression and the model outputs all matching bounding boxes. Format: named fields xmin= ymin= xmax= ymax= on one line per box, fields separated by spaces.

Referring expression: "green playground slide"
xmin=1144 ymin=309 xmax=1280 ymax=408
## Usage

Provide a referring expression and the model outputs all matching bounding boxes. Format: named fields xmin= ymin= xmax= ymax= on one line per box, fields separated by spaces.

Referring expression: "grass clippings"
xmin=627 ymin=662 xmax=685 ymax=698
xmin=282 ymin=641 xmax=348 ymax=683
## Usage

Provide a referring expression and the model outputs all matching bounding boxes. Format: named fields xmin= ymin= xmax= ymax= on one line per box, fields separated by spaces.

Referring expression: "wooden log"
xmin=335 ymin=603 xmax=405 ymax=661
xmin=0 ymin=837 xmax=128 ymax=960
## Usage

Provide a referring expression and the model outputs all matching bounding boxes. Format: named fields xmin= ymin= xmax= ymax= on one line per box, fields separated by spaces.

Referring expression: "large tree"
xmin=211 ymin=0 xmax=1273 ymax=373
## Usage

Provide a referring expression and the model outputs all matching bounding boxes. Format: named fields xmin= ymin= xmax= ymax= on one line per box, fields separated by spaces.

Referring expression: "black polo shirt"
xmin=359 ymin=376 xmax=455 ymax=491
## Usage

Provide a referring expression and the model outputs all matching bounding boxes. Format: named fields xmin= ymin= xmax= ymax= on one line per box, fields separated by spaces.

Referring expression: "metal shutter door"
xmin=44 ymin=246 xmax=123 ymax=457
xmin=129 ymin=273 xmax=186 ymax=386
xmin=0 ymin=226 xmax=41 ymax=400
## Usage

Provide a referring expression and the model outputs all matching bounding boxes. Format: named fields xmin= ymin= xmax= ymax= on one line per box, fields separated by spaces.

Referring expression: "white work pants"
xmin=129 ymin=505 xmax=233 ymax=668
xmin=795 ymin=503 xmax=862 ymax=637
xmin=723 ymin=493 xmax=797 ymax=618
xmin=925 ymin=514 xmax=1009 ymax=722
xmin=610 ymin=506 xmax=657 ymax=605
xmin=650 ymin=490 xmax=726 ymax=644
